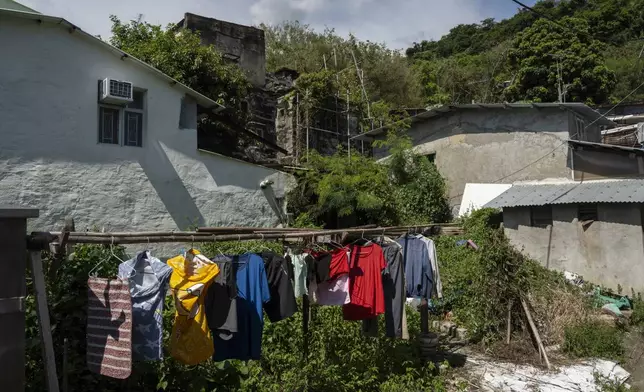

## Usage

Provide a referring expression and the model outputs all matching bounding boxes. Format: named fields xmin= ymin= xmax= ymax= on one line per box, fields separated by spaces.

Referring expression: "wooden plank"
xmin=29 ymin=251 xmax=60 ymax=392
xmin=521 ymin=297 xmax=551 ymax=370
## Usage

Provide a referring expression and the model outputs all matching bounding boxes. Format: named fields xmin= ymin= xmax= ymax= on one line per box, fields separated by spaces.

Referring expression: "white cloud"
xmin=249 ymin=0 xmax=484 ymax=48
xmin=17 ymin=0 xmax=490 ymax=49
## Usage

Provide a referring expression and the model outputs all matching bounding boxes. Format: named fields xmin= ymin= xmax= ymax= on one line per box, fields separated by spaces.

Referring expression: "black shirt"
xmin=205 ymin=256 xmax=238 ymax=334
xmin=261 ymin=252 xmax=297 ymax=322
xmin=312 ymin=253 xmax=332 ymax=283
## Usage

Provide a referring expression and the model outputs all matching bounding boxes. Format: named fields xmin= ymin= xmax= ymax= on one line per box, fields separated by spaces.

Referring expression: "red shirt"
xmin=311 ymin=247 xmax=350 ymax=282
xmin=342 ymin=244 xmax=386 ymax=320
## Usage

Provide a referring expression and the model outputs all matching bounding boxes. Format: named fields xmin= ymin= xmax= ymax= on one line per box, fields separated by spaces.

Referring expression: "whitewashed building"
xmin=0 ymin=7 xmax=291 ymax=238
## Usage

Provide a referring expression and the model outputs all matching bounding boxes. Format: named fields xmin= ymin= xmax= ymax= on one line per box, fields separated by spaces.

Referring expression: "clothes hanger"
xmin=257 ymin=233 xmax=272 ymax=253
xmin=88 ymin=237 xmax=122 ymax=278
xmin=88 ymin=249 xmax=110 ymax=278
xmin=209 ymin=235 xmax=226 ymax=258
xmin=348 ymin=230 xmax=372 ymax=247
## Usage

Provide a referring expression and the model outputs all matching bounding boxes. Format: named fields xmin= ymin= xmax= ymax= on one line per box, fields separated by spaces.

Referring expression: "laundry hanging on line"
xmin=84 ymin=230 xmax=444 ymax=378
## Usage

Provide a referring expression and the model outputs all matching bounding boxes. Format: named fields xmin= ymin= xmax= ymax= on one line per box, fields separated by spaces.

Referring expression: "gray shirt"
xmin=118 ymin=251 xmax=172 ymax=361
xmin=383 ymin=244 xmax=406 ymax=337
xmin=418 ymin=236 xmax=443 ymax=299
xmin=397 ymin=235 xmax=433 ymax=299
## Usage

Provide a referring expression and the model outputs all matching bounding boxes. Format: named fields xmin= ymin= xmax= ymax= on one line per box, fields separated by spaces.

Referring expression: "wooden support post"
xmin=506 ymin=300 xmax=512 ymax=345
xmin=420 ymin=298 xmax=429 ymax=334
xmin=521 ymin=297 xmax=551 ymax=370
xmin=63 ymin=338 xmax=69 ymax=392
xmin=302 ymin=294 xmax=310 ymax=361
xmin=49 ymin=217 xmax=74 ymax=280
xmin=30 ymin=251 xmax=60 ymax=391
xmin=0 ymin=207 xmax=39 ymax=392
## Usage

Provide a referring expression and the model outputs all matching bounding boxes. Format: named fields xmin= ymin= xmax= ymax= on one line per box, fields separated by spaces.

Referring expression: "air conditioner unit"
xmin=100 ymin=78 xmax=133 ymax=104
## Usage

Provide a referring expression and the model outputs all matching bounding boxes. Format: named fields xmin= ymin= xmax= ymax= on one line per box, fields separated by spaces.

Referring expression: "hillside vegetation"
xmin=264 ymin=0 xmax=644 ymax=110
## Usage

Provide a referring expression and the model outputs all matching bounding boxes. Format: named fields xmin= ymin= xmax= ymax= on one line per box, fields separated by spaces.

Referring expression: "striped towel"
xmin=87 ymin=277 xmax=132 ymax=379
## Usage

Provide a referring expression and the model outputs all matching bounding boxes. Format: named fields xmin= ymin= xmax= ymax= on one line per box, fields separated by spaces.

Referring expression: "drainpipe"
xmin=260 ymin=179 xmax=288 ymax=226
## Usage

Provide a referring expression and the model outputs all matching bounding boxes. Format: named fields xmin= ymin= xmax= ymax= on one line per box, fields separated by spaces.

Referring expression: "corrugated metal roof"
xmin=354 ymin=103 xmax=616 ymax=140
xmin=484 ymin=179 xmax=644 ymax=208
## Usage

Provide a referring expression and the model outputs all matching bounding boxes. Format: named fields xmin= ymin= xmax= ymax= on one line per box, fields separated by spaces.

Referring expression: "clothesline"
xmin=26 ymin=222 xmax=454 ymax=389
xmin=41 ymin=224 xmax=463 ymax=245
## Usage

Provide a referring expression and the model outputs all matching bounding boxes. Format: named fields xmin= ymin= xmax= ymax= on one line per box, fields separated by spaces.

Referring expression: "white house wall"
xmin=503 ymin=205 xmax=644 ymax=293
xmin=0 ymin=16 xmax=290 ymax=245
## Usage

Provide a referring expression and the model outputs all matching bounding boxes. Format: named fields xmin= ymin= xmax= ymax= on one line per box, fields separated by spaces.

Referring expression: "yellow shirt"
xmin=167 ymin=250 xmax=220 ymax=365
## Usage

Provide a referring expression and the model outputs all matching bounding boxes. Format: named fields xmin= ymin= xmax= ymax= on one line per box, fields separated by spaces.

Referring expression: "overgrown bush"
xmin=435 ymin=209 xmax=581 ymax=344
xmin=287 ymin=149 xmax=398 ymax=228
xmin=25 ymin=243 xmax=448 ymax=391
xmin=287 ymin=131 xmax=451 ymax=228
xmin=563 ymin=321 xmax=625 ymax=361
xmin=435 ymin=209 xmax=531 ymax=341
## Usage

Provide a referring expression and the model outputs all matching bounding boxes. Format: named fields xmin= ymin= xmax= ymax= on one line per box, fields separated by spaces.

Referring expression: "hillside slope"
xmin=406 ymin=0 xmax=644 ymax=105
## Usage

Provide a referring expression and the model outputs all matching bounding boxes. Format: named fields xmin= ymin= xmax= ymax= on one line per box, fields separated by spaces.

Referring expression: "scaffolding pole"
xmin=295 ymin=93 xmax=300 ymax=163
xmin=306 ymin=89 xmax=310 ymax=162
xmin=347 ymin=90 xmax=351 ymax=160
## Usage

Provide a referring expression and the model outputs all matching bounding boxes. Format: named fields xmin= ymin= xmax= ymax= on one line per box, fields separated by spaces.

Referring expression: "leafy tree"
xmin=109 ymin=16 xmax=250 ymax=109
xmin=604 ymin=41 xmax=644 ymax=103
xmin=413 ymin=41 xmax=513 ymax=105
xmin=505 ymin=17 xmax=616 ymax=104
xmin=406 ymin=0 xmax=644 ymax=105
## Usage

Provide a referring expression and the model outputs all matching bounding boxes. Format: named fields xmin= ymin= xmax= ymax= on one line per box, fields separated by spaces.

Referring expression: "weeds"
xmin=563 ymin=321 xmax=625 ymax=361
xmin=593 ymin=372 xmax=630 ymax=392
xmin=630 ymin=296 xmax=644 ymax=326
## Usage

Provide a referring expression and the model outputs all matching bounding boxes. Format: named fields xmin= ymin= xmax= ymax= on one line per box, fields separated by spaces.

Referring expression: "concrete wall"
xmin=572 ymin=149 xmax=644 ymax=180
xmin=374 ymin=108 xmax=573 ymax=211
xmin=182 ymin=13 xmax=266 ymax=87
xmin=0 ymin=16 xmax=290 ymax=253
xmin=504 ymin=204 xmax=644 ymax=293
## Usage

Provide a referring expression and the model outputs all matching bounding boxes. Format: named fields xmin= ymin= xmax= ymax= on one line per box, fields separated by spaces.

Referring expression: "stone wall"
xmin=503 ymin=204 xmax=644 ymax=293
xmin=180 ymin=13 xmax=266 ymax=87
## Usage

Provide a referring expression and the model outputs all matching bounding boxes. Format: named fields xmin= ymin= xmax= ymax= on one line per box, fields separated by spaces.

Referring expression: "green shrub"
xmin=563 ymin=322 xmax=625 ymax=361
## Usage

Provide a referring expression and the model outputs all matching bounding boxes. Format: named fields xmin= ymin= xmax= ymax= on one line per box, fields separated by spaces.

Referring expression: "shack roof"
xmin=354 ymin=103 xmax=616 ymax=140
xmin=484 ymin=179 xmax=644 ymax=208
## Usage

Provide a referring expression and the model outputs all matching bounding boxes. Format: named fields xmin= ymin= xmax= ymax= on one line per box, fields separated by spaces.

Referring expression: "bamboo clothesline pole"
xmin=45 ymin=225 xmax=463 ymax=245
xmin=45 ymin=223 xmax=463 ymax=244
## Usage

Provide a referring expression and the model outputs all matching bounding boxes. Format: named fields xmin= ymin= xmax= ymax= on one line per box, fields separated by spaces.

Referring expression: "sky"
xmin=17 ymin=0 xmax=537 ymax=49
